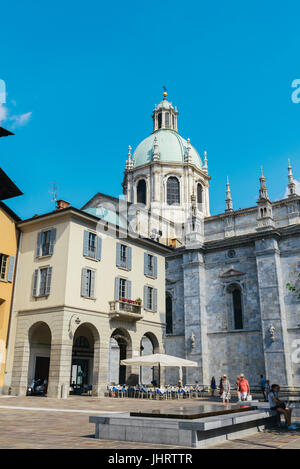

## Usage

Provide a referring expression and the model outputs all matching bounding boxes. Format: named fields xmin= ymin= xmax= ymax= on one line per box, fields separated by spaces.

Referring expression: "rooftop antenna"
xmin=49 ymin=182 xmax=58 ymax=208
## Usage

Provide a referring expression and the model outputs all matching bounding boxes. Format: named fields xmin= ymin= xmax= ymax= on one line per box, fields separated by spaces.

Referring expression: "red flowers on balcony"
xmin=120 ymin=298 xmax=142 ymax=306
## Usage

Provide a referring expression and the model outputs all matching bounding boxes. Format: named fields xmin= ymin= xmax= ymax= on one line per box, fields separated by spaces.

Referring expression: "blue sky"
xmin=1 ymin=0 xmax=300 ymax=218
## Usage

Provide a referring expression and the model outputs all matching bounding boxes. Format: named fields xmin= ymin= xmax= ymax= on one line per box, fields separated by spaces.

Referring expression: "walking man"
xmin=259 ymin=374 xmax=266 ymax=401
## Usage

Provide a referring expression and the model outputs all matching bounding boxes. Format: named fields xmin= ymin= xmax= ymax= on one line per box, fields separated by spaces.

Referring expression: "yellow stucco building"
xmin=0 ymin=168 xmax=22 ymax=393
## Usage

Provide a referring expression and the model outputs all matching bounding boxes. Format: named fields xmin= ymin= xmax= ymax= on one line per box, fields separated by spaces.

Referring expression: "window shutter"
xmin=127 ymin=280 xmax=132 ymax=300
xmin=7 ymin=256 xmax=15 ymax=282
xmin=154 ymin=256 xmax=157 ymax=279
xmin=45 ymin=267 xmax=52 ymax=295
xmin=144 ymin=286 xmax=148 ymax=309
xmin=115 ymin=277 xmax=120 ymax=300
xmin=49 ymin=228 xmax=56 ymax=255
xmin=116 ymin=243 xmax=121 ymax=266
xmin=83 ymin=231 xmax=89 ymax=257
xmin=32 ymin=269 xmax=39 ymax=297
xmin=144 ymin=253 xmax=148 ymax=275
xmin=96 ymin=236 xmax=102 ymax=261
xmin=153 ymin=288 xmax=158 ymax=312
xmin=127 ymin=246 xmax=132 ymax=270
xmin=36 ymin=232 xmax=42 ymax=257
xmin=90 ymin=270 xmax=95 ymax=298
xmin=81 ymin=268 xmax=88 ymax=297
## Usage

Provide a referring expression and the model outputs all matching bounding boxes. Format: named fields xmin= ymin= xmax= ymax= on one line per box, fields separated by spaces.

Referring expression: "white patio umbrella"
xmin=120 ymin=353 xmax=198 ymax=387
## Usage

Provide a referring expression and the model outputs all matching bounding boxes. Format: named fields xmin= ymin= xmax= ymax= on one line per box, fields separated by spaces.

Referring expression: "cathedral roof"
xmin=132 ymin=129 xmax=202 ymax=169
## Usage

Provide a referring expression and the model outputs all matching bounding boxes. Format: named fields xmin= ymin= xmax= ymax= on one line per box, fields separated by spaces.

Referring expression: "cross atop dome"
xmin=152 ymin=88 xmax=178 ymax=132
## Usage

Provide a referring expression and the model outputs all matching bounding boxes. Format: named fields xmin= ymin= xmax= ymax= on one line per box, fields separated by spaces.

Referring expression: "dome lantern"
xmin=152 ymin=88 xmax=179 ymax=133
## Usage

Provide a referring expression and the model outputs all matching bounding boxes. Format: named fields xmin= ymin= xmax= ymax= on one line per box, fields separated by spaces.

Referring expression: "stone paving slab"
xmin=0 ymin=396 xmax=299 ymax=449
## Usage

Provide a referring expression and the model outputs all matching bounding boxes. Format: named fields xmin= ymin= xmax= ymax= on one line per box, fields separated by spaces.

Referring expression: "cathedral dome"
xmin=132 ymin=129 xmax=202 ymax=169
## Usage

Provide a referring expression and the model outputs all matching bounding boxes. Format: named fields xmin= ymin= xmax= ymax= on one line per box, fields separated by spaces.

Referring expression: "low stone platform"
xmin=130 ymin=403 xmax=255 ymax=419
xmin=90 ymin=407 xmax=278 ymax=448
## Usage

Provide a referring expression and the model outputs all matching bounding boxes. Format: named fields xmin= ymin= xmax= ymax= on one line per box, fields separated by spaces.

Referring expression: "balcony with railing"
xmin=108 ymin=299 xmax=143 ymax=321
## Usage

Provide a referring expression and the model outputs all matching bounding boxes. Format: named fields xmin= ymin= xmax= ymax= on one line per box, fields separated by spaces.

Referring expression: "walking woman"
xmin=210 ymin=376 xmax=216 ymax=397
xmin=221 ymin=375 xmax=231 ymax=405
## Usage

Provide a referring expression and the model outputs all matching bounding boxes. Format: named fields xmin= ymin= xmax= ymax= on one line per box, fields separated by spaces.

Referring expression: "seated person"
xmin=268 ymin=384 xmax=296 ymax=430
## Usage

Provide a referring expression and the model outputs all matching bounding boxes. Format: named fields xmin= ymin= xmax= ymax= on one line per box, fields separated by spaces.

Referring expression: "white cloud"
xmin=9 ymin=111 xmax=32 ymax=128
xmin=284 ymin=179 xmax=300 ymax=198
xmin=0 ymin=104 xmax=7 ymax=123
xmin=0 ymin=100 xmax=32 ymax=129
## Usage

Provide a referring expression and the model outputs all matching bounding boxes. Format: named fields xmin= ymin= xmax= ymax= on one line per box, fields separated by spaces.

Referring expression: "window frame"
xmin=41 ymin=230 xmax=51 ymax=257
xmin=87 ymin=232 xmax=97 ymax=258
xmin=136 ymin=179 xmax=147 ymax=205
xmin=226 ymin=283 xmax=244 ymax=331
xmin=39 ymin=267 xmax=48 ymax=296
xmin=166 ymin=293 xmax=173 ymax=334
xmin=81 ymin=267 xmax=96 ymax=299
xmin=119 ymin=278 xmax=127 ymax=299
xmin=33 ymin=266 xmax=52 ymax=298
xmin=166 ymin=176 xmax=180 ymax=206
xmin=144 ymin=285 xmax=157 ymax=312
xmin=0 ymin=254 xmax=8 ymax=281
xmin=232 ymin=287 xmax=243 ymax=330
xmin=147 ymin=254 xmax=153 ymax=276
xmin=120 ymin=244 xmax=127 ymax=266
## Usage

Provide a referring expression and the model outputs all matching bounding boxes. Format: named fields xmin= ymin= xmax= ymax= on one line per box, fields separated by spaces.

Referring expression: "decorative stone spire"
xmin=185 ymin=138 xmax=192 ymax=163
xmin=152 ymin=136 xmax=160 ymax=161
xmin=256 ymin=166 xmax=274 ymax=230
xmin=225 ymin=176 xmax=233 ymax=212
xmin=258 ymin=166 xmax=270 ymax=201
xmin=203 ymin=151 xmax=208 ymax=173
xmin=126 ymin=145 xmax=133 ymax=170
xmin=287 ymin=159 xmax=296 ymax=197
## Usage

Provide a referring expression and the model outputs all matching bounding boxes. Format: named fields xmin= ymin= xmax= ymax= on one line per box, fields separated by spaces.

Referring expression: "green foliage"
xmin=286 ymin=273 xmax=300 ymax=299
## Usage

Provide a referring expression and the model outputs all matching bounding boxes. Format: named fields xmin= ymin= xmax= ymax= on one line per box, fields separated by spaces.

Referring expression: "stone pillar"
xmin=10 ymin=340 xmax=30 ymax=396
xmin=255 ymin=237 xmax=293 ymax=387
xmin=96 ymin=345 xmax=109 ymax=396
xmin=47 ymin=341 xmax=73 ymax=398
xmin=182 ymin=250 xmax=209 ymax=386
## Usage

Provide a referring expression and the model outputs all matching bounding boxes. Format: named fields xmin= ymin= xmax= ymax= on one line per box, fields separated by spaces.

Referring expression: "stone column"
xmin=96 ymin=344 xmax=109 ymax=396
xmin=255 ymin=237 xmax=293 ymax=387
xmin=47 ymin=341 xmax=73 ymax=398
xmin=10 ymin=340 xmax=30 ymax=396
xmin=182 ymin=250 xmax=209 ymax=386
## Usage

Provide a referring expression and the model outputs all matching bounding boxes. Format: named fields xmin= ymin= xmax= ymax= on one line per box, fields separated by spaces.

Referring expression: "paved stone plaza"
xmin=0 ymin=396 xmax=300 ymax=449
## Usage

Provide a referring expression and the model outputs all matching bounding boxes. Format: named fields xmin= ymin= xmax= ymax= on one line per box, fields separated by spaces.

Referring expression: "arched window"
xmin=137 ymin=179 xmax=147 ymax=205
xmin=166 ymin=293 xmax=173 ymax=334
xmin=197 ymin=183 xmax=203 ymax=208
xmin=165 ymin=112 xmax=169 ymax=127
xmin=232 ymin=286 xmax=243 ymax=330
xmin=167 ymin=177 xmax=180 ymax=206
xmin=158 ymin=113 xmax=162 ymax=129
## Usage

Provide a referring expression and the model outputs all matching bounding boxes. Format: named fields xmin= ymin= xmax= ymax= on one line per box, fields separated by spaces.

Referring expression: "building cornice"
xmin=166 ymin=224 xmax=300 ymax=257
xmin=127 ymin=160 xmax=211 ymax=181
xmin=205 ymin=196 xmax=300 ymax=222
xmin=17 ymin=206 xmax=173 ymax=254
